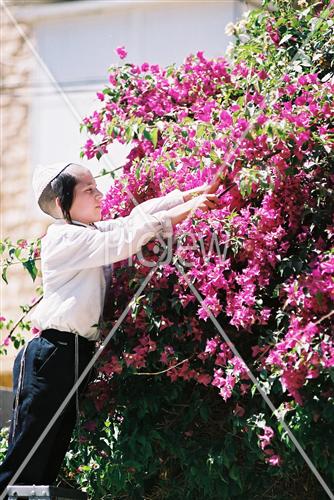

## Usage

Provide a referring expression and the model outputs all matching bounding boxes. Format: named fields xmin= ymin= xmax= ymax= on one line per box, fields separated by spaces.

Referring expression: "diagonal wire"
xmin=172 ymin=259 xmax=334 ymax=499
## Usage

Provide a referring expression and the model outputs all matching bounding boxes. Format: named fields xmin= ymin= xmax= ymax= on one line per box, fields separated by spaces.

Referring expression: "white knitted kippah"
xmin=32 ymin=162 xmax=72 ymax=204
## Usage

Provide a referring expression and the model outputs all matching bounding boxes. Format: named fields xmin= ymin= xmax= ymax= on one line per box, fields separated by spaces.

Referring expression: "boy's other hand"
xmin=168 ymin=193 xmax=220 ymax=227
xmin=182 ymin=173 xmax=223 ymax=202
xmin=189 ymin=193 xmax=220 ymax=212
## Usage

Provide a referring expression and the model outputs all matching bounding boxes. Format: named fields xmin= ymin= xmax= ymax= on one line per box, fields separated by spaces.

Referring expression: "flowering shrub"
xmin=1 ymin=0 xmax=333 ymax=498
xmin=62 ymin=1 xmax=334 ymax=496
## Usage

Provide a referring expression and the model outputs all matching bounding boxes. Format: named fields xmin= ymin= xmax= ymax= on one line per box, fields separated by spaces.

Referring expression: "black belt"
xmin=41 ymin=328 xmax=95 ymax=348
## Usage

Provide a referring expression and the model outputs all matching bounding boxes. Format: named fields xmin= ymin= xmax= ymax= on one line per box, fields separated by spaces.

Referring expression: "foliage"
xmin=0 ymin=428 xmax=9 ymax=465
xmin=1 ymin=0 xmax=334 ymax=498
xmin=65 ymin=0 xmax=334 ymax=497
xmin=0 ymin=237 xmax=40 ymax=285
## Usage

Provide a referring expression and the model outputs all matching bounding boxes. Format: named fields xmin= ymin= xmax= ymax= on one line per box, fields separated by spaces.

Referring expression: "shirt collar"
xmin=53 ymin=218 xmax=97 ymax=229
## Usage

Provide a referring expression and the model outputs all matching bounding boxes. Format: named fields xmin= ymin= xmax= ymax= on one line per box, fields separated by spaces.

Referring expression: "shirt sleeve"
xmin=43 ymin=210 xmax=173 ymax=272
xmin=132 ymin=189 xmax=185 ymax=215
xmin=95 ymin=189 xmax=184 ymax=233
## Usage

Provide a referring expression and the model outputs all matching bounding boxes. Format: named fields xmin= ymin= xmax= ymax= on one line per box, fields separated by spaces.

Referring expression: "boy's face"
xmin=60 ymin=164 xmax=103 ymax=224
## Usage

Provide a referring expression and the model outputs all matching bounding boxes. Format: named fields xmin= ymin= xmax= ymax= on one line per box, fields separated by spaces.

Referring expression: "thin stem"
xmin=133 ymin=357 xmax=190 ymax=376
xmin=94 ymin=165 xmax=124 ymax=179
xmin=8 ymin=295 xmax=43 ymax=338
xmin=0 ymin=257 xmax=41 ymax=269
xmin=315 ymin=309 xmax=334 ymax=325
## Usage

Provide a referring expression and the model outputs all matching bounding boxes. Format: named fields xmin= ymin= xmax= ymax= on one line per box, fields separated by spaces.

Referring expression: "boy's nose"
xmin=96 ymin=189 xmax=103 ymax=199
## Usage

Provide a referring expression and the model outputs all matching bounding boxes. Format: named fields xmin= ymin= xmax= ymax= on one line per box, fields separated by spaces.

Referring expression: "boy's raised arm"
xmin=44 ymin=210 xmax=173 ymax=271
xmin=96 ymin=189 xmax=184 ymax=233
xmin=44 ymin=192 xmax=220 ymax=272
xmin=97 ymin=177 xmax=222 ymax=233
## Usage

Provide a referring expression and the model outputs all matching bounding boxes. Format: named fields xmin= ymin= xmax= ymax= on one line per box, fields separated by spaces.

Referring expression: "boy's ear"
xmin=55 ymin=196 xmax=61 ymax=209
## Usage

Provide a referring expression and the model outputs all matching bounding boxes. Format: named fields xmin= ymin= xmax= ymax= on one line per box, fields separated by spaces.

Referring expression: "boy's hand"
xmin=168 ymin=193 xmax=220 ymax=227
xmin=182 ymin=173 xmax=223 ymax=202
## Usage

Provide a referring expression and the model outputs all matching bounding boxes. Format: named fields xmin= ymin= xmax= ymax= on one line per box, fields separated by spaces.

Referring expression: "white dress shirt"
xmin=30 ymin=189 xmax=185 ymax=340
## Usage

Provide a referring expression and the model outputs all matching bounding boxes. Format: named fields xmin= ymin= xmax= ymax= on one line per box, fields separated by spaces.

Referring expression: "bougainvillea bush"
xmin=60 ymin=1 xmax=334 ymax=497
xmin=1 ymin=0 xmax=333 ymax=498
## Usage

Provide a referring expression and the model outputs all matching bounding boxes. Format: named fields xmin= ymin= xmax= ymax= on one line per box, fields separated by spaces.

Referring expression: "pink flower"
xmin=230 ymin=104 xmax=240 ymax=113
xmin=101 ymin=356 xmax=123 ymax=375
xmin=258 ymin=70 xmax=268 ymax=80
xmin=258 ymin=425 xmax=274 ymax=450
xmin=108 ymin=74 xmax=117 ymax=85
xmin=257 ymin=114 xmax=268 ymax=125
xmin=265 ymin=454 xmax=282 ymax=466
xmin=298 ymin=75 xmax=308 ymax=86
xmin=31 ymin=327 xmax=40 ymax=335
xmin=84 ymin=420 xmax=97 ymax=432
xmin=197 ymin=294 xmax=222 ymax=321
xmin=17 ymin=239 xmax=28 ymax=249
xmin=2 ymin=336 xmax=10 ymax=346
xmin=219 ymin=384 xmax=233 ymax=401
xmin=160 ymin=346 xmax=174 ymax=365
xmin=219 ymin=110 xmax=233 ymax=128
xmin=0 ymin=316 xmax=6 ymax=322
xmin=160 ymin=316 xmax=174 ymax=330
xmin=96 ymin=92 xmax=105 ymax=101
xmin=233 ymin=403 xmax=245 ymax=417
xmin=205 ymin=337 xmax=220 ymax=354
xmin=115 ymin=45 xmax=127 ymax=60
xmin=196 ymin=373 xmax=212 ymax=385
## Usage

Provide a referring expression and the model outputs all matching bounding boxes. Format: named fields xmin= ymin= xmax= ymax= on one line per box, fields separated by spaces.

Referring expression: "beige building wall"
xmin=1 ymin=2 xmax=49 ymax=386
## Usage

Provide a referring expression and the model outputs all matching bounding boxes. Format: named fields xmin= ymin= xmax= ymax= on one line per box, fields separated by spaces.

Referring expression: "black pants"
xmin=0 ymin=329 xmax=95 ymax=494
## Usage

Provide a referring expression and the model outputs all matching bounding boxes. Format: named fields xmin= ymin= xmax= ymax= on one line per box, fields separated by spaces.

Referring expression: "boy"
xmin=0 ymin=162 xmax=220 ymax=492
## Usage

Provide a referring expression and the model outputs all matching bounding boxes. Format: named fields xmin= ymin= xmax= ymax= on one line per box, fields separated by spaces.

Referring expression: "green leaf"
xmin=143 ymin=129 xmax=152 ymax=142
xmin=196 ymin=124 xmax=206 ymax=138
xmin=22 ymin=259 xmax=38 ymax=281
xmin=151 ymin=128 xmax=158 ymax=148
xmin=143 ymin=128 xmax=159 ymax=148
xmin=199 ymin=405 xmax=209 ymax=422
xmin=103 ymin=87 xmax=112 ymax=96
xmin=285 ymin=166 xmax=299 ymax=176
xmin=125 ymin=126 xmax=133 ymax=142
xmin=2 ymin=267 xmax=8 ymax=284
xmin=209 ymin=150 xmax=222 ymax=165
xmin=229 ymin=463 xmax=240 ymax=483
xmin=251 ymin=384 xmax=257 ymax=397
xmin=106 ymin=123 xmax=114 ymax=136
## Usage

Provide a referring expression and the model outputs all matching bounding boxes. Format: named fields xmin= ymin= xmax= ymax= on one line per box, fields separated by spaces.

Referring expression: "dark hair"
xmin=50 ymin=171 xmax=78 ymax=223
